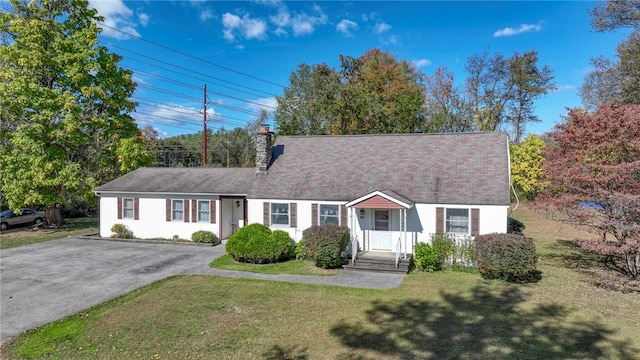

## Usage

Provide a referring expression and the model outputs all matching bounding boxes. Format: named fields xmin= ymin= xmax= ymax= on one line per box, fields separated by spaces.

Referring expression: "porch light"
xmin=359 ymin=209 xmax=365 ymax=216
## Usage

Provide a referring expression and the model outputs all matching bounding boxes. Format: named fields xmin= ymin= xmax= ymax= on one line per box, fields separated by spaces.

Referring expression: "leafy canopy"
xmin=540 ymin=103 xmax=640 ymax=279
xmin=0 ymin=0 xmax=150 ymax=221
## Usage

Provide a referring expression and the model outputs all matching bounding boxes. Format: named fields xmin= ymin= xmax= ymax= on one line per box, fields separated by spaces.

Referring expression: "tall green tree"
xmin=509 ymin=134 xmax=547 ymax=201
xmin=0 ymin=0 xmax=151 ymax=225
xmin=274 ymin=48 xmax=425 ymax=135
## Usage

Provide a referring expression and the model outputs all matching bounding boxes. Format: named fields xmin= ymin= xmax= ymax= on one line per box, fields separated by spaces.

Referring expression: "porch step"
xmin=344 ymin=253 xmax=412 ymax=274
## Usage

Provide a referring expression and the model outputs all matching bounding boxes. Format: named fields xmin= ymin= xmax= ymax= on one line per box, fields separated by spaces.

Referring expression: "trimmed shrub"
xmin=111 ymin=223 xmax=133 ymax=239
xmin=303 ymin=224 xmax=350 ymax=269
xmin=225 ymin=224 xmax=293 ymax=264
xmin=414 ymin=242 xmax=439 ymax=272
xmin=191 ymin=230 xmax=220 ymax=244
xmin=475 ymin=233 xmax=538 ymax=282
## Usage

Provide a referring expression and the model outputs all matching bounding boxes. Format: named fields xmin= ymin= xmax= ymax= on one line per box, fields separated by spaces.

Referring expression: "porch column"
xmin=403 ymin=208 xmax=407 ymax=259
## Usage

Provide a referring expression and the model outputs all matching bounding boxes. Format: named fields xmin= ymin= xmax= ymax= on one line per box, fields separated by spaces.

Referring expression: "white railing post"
xmin=351 ymin=235 xmax=358 ymax=264
xmin=395 ymin=237 xmax=401 ymax=268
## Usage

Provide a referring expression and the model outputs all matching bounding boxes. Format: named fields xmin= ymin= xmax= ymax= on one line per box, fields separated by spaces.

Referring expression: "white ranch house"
xmin=95 ymin=129 xmax=510 ymax=261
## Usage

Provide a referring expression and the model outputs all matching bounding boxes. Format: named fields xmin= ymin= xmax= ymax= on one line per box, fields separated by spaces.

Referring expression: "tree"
xmin=422 ymin=67 xmax=473 ymax=133
xmin=0 ymin=0 xmax=151 ymax=226
xmin=540 ymin=104 xmax=640 ymax=280
xmin=509 ymin=134 xmax=547 ymax=201
xmin=581 ymin=1 xmax=640 ymax=109
xmin=274 ymin=48 xmax=425 ymax=135
xmin=274 ymin=63 xmax=340 ymax=135
xmin=590 ymin=0 xmax=640 ymax=31
xmin=464 ymin=50 xmax=555 ymax=142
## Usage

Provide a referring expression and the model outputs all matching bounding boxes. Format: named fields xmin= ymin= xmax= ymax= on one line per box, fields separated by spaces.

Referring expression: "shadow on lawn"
xmin=330 ymin=284 xmax=638 ymax=359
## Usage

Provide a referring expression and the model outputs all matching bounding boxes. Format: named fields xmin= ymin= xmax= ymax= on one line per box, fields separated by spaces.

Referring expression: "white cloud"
xmin=135 ymin=103 xmax=208 ymax=128
xmin=247 ymin=97 xmax=277 ymax=113
xmin=291 ymin=10 xmax=327 ymax=37
xmin=336 ymin=19 xmax=358 ymax=37
xmin=200 ymin=8 xmax=214 ymax=21
xmin=222 ymin=12 xmax=267 ymax=41
xmin=493 ymin=23 xmax=542 ymax=37
xmin=89 ymin=0 xmax=140 ymax=39
xmin=374 ymin=22 xmax=391 ymax=34
xmin=413 ymin=59 xmax=432 ymax=68
xmin=138 ymin=13 xmax=150 ymax=27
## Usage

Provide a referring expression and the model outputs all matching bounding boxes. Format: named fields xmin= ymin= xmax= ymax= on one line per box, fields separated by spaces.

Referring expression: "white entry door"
xmin=371 ymin=210 xmax=392 ymax=250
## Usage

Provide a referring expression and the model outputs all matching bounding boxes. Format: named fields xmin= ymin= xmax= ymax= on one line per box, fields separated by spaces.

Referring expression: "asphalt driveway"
xmin=0 ymin=238 xmax=225 ymax=345
xmin=1 ymin=237 xmax=405 ymax=346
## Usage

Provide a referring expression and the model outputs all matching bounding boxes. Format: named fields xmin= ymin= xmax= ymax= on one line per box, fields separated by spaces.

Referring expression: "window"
xmin=197 ymin=200 xmax=210 ymax=222
xmin=374 ymin=210 xmax=390 ymax=231
xmin=122 ymin=198 xmax=134 ymax=219
xmin=172 ymin=200 xmax=184 ymax=221
xmin=446 ymin=208 xmax=469 ymax=234
xmin=271 ymin=203 xmax=289 ymax=226
xmin=319 ymin=204 xmax=339 ymax=225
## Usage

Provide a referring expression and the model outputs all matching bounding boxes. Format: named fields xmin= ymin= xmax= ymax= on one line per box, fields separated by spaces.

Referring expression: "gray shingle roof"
xmin=95 ymin=167 xmax=255 ymax=195
xmin=252 ymin=132 xmax=510 ymax=205
xmin=96 ymin=132 xmax=510 ymax=206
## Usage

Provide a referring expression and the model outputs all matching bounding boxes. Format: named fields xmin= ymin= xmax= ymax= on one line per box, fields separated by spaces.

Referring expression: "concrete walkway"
xmin=0 ymin=236 xmax=405 ymax=345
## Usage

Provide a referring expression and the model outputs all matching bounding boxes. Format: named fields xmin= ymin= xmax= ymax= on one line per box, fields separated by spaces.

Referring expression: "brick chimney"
xmin=255 ymin=125 xmax=273 ymax=175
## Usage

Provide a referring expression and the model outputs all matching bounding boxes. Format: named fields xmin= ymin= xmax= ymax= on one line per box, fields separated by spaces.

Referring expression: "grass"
xmin=0 ymin=217 xmax=98 ymax=250
xmin=2 ymin=203 xmax=640 ymax=359
xmin=210 ymin=254 xmax=340 ymax=276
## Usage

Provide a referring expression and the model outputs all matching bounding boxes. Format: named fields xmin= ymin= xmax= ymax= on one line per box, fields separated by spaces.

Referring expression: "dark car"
xmin=0 ymin=208 xmax=45 ymax=231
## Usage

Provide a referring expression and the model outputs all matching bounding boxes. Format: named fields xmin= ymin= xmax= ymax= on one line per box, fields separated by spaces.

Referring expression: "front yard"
xmin=2 ymin=204 xmax=639 ymax=359
xmin=0 ymin=217 xmax=98 ymax=250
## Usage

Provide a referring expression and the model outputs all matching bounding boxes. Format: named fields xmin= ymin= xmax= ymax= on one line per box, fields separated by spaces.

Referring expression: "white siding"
xmin=99 ymin=194 xmax=221 ymax=240
xmin=248 ymin=199 xmax=508 ymax=255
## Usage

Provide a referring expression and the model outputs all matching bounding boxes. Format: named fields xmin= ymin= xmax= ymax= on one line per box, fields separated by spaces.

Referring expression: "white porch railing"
xmin=351 ymin=235 xmax=358 ymax=264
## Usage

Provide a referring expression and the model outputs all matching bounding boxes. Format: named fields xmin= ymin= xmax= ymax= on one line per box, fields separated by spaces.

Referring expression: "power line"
xmin=105 ymin=42 xmax=275 ymax=97
xmin=98 ymin=23 xmax=286 ymax=88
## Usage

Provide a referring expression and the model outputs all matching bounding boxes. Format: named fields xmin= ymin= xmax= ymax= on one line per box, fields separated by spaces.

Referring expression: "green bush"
xmin=431 ymin=233 xmax=455 ymax=265
xmin=414 ymin=242 xmax=439 ymax=272
xmin=191 ymin=230 xmax=220 ymax=244
xmin=474 ymin=233 xmax=538 ymax=282
xmin=303 ymin=224 xmax=350 ymax=269
xmin=294 ymin=240 xmax=308 ymax=260
xmin=225 ymin=224 xmax=293 ymax=264
xmin=110 ymin=223 xmax=133 ymax=239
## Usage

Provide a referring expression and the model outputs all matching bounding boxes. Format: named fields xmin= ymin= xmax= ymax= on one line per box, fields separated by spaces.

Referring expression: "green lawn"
xmin=0 ymin=217 xmax=98 ymax=250
xmin=2 ymin=205 xmax=639 ymax=359
xmin=210 ymin=254 xmax=340 ymax=276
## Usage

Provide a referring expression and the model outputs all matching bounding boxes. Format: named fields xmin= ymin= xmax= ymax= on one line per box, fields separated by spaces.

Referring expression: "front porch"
xmin=343 ymin=251 xmax=412 ymax=274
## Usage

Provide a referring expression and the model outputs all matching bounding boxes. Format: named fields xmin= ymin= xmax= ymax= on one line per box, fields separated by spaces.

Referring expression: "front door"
xmin=371 ymin=210 xmax=392 ymax=250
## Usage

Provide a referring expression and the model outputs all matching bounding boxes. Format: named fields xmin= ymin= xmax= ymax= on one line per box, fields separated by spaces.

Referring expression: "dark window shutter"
xmin=290 ymin=203 xmax=297 ymax=228
xmin=210 ymin=200 xmax=216 ymax=224
xmin=340 ymin=205 xmax=347 ymax=226
xmin=166 ymin=199 xmax=171 ymax=221
xmin=471 ymin=208 xmax=480 ymax=236
xmin=436 ymin=207 xmax=444 ymax=234
xmin=263 ymin=202 xmax=270 ymax=226
xmin=312 ymin=204 xmax=318 ymax=226
xmin=134 ymin=198 xmax=139 ymax=220
xmin=184 ymin=199 xmax=190 ymax=223
xmin=117 ymin=198 xmax=122 ymax=219
xmin=192 ymin=200 xmax=197 ymax=223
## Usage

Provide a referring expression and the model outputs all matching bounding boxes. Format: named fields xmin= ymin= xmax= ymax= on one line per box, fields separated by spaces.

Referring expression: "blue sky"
xmin=7 ymin=0 xmax=630 ymax=138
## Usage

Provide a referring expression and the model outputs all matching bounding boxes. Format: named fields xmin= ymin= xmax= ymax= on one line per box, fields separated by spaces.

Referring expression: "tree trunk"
xmin=45 ymin=203 xmax=64 ymax=227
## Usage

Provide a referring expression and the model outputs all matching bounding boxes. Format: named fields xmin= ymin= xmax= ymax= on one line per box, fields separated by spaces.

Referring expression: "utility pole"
xmin=203 ymin=84 xmax=207 ymax=167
